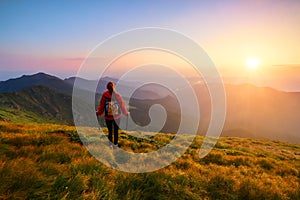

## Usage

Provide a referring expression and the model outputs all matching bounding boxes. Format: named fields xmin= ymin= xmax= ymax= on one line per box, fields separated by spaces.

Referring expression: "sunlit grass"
xmin=0 ymin=105 xmax=61 ymax=124
xmin=0 ymin=122 xmax=299 ymax=199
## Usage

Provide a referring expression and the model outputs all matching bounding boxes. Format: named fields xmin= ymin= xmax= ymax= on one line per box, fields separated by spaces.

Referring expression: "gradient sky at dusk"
xmin=0 ymin=0 xmax=299 ymax=90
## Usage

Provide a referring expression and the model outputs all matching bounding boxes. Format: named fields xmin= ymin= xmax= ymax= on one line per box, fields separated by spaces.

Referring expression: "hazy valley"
xmin=0 ymin=72 xmax=299 ymax=144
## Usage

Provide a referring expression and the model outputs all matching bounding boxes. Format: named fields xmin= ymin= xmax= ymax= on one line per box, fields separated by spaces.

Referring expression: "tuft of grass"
xmin=256 ymin=159 xmax=275 ymax=170
xmin=206 ymin=175 xmax=237 ymax=200
xmin=0 ymin=159 xmax=50 ymax=199
xmin=51 ymin=175 xmax=85 ymax=199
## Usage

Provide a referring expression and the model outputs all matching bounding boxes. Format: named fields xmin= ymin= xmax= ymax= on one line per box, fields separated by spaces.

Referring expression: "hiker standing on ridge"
xmin=96 ymin=82 xmax=129 ymax=148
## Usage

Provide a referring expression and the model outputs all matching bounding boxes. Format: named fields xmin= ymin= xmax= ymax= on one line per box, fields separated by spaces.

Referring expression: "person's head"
xmin=106 ymin=82 xmax=115 ymax=93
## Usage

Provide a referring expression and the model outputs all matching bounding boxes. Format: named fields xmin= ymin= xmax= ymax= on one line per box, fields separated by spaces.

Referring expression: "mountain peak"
xmin=21 ymin=72 xmax=60 ymax=80
xmin=0 ymin=72 xmax=72 ymax=94
xmin=27 ymin=72 xmax=47 ymax=76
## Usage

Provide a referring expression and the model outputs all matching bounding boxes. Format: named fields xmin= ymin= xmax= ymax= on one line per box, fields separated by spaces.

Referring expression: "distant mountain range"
xmin=0 ymin=72 xmax=73 ymax=95
xmin=0 ymin=72 xmax=299 ymax=144
xmin=224 ymin=84 xmax=300 ymax=143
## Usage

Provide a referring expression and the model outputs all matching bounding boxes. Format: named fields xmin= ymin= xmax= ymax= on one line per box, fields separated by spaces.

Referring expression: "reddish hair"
xmin=106 ymin=82 xmax=115 ymax=94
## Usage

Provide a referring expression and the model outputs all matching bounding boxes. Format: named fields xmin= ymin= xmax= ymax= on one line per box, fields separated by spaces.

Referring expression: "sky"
xmin=0 ymin=0 xmax=299 ymax=91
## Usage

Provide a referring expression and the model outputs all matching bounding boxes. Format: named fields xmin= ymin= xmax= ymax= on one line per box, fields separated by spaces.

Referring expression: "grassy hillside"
xmin=0 ymin=86 xmax=73 ymax=124
xmin=0 ymin=105 xmax=61 ymax=124
xmin=0 ymin=122 xmax=299 ymax=199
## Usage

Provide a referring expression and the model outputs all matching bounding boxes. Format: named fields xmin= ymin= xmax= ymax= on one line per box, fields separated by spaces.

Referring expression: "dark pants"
xmin=105 ymin=119 xmax=120 ymax=145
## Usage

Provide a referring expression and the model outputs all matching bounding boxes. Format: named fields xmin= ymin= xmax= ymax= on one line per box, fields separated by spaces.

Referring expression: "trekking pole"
xmin=126 ymin=112 xmax=129 ymax=131
xmin=96 ymin=111 xmax=101 ymax=132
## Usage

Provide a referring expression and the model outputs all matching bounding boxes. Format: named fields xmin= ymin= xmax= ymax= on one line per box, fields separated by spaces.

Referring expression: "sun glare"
xmin=246 ymin=57 xmax=260 ymax=69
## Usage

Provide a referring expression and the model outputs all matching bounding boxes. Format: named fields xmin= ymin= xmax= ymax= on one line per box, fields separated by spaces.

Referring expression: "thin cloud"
xmin=271 ymin=64 xmax=300 ymax=68
xmin=63 ymin=57 xmax=85 ymax=61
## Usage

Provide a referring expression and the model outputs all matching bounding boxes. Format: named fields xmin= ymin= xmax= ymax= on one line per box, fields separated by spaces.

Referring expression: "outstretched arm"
xmin=96 ymin=95 xmax=105 ymax=116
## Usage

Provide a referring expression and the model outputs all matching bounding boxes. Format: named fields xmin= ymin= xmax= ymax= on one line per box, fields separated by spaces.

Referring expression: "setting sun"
xmin=246 ymin=57 xmax=261 ymax=69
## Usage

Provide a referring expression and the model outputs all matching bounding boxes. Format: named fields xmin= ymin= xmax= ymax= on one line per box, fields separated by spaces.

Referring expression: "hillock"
xmin=0 ymin=122 xmax=299 ymax=199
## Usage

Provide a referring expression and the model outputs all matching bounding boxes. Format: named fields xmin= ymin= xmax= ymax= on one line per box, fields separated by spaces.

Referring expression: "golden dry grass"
xmin=0 ymin=122 xmax=299 ymax=199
